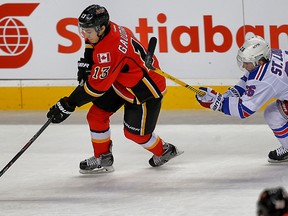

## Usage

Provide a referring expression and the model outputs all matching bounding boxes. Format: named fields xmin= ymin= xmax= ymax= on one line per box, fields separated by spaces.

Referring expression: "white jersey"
xmin=223 ymin=49 xmax=288 ymax=118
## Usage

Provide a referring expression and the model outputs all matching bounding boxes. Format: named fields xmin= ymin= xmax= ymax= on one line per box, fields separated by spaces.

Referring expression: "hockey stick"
xmin=0 ymin=117 xmax=53 ymax=177
xmin=145 ymin=37 xmax=205 ymax=96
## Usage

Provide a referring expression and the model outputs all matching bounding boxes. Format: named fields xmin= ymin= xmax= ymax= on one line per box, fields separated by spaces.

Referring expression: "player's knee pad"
xmin=87 ymin=105 xmax=113 ymax=131
xmin=264 ymin=100 xmax=288 ymax=128
xmin=277 ymin=100 xmax=288 ymax=120
xmin=124 ymin=128 xmax=151 ymax=144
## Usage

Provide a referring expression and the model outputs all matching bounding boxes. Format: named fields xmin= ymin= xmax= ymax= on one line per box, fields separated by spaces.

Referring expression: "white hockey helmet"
xmin=237 ymin=35 xmax=271 ymax=71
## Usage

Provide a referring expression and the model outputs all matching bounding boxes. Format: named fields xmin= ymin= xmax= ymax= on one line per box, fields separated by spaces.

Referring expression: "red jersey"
xmin=83 ymin=21 xmax=166 ymax=104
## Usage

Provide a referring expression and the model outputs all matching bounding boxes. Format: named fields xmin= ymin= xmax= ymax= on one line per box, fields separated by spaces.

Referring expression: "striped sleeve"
xmin=221 ymin=63 xmax=271 ymax=119
xmin=84 ymin=81 xmax=105 ymax=98
xmin=233 ymin=73 xmax=248 ymax=96
xmin=222 ymin=97 xmax=255 ymax=119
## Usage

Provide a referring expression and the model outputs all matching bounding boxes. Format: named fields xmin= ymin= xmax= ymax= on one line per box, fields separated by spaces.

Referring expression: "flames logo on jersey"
xmin=97 ymin=52 xmax=111 ymax=64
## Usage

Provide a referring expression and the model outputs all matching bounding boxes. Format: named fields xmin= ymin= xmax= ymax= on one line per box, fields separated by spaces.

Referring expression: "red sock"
xmin=92 ymin=140 xmax=111 ymax=158
xmin=149 ymin=138 xmax=164 ymax=156
xmin=124 ymin=128 xmax=164 ymax=156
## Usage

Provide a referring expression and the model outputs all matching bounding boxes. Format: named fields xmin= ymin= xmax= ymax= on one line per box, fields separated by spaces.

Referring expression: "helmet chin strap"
xmin=97 ymin=32 xmax=105 ymax=40
xmin=95 ymin=26 xmax=106 ymax=42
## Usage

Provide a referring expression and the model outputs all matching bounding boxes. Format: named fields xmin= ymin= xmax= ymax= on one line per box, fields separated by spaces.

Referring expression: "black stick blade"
xmin=145 ymin=37 xmax=157 ymax=70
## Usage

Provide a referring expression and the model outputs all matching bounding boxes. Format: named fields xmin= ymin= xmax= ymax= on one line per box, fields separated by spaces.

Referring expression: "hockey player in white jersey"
xmin=196 ymin=35 xmax=288 ymax=163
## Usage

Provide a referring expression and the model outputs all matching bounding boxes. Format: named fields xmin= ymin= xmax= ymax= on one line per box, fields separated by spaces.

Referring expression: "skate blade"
xmin=176 ymin=150 xmax=184 ymax=156
xmin=268 ymin=158 xmax=288 ymax=163
xmin=173 ymin=146 xmax=184 ymax=157
xmin=170 ymin=150 xmax=184 ymax=161
xmin=79 ymin=166 xmax=114 ymax=174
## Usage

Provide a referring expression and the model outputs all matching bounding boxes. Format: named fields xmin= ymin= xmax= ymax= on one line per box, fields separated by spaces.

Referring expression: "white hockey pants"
xmin=264 ymin=100 xmax=288 ymax=149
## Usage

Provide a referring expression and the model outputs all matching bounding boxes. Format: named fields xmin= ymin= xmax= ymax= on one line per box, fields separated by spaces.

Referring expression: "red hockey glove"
xmin=196 ymin=87 xmax=224 ymax=111
xmin=47 ymin=97 xmax=75 ymax=123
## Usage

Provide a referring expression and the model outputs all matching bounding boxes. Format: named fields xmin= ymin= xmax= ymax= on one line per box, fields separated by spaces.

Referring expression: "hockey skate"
xmin=268 ymin=146 xmax=288 ymax=163
xmin=149 ymin=142 xmax=184 ymax=167
xmin=79 ymin=152 xmax=114 ymax=174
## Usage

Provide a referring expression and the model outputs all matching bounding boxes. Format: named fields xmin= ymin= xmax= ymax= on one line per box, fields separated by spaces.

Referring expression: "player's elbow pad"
xmin=68 ymin=85 xmax=96 ymax=107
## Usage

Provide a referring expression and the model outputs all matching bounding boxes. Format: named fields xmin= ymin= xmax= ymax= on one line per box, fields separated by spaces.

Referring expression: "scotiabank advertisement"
xmin=1 ymin=0 xmax=288 ymax=84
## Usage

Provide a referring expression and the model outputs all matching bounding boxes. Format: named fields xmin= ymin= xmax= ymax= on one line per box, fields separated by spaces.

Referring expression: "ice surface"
xmin=0 ymin=123 xmax=286 ymax=216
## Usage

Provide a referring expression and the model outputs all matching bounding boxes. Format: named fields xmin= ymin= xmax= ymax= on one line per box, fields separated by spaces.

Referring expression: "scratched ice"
xmin=0 ymin=111 xmax=285 ymax=216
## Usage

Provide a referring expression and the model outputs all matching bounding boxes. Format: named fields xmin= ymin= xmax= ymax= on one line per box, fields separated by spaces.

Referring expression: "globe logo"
xmin=0 ymin=3 xmax=38 ymax=68
xmin=0 ymin=17 xmax=31 ymax=56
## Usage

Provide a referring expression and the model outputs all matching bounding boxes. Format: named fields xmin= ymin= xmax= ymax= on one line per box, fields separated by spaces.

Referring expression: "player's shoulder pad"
xmin=247 ymin=63 xmax=269 ymax=81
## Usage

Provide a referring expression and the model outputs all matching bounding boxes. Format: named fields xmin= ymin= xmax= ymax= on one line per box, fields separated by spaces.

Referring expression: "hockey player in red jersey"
xmin=47 ymin=4 xmax=183 ymax=174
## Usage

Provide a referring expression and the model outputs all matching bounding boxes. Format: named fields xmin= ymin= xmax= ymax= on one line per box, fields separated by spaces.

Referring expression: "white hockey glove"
xmin=196 ymin=87 xmax=224 ymax=111
xmin=222 ymin=87 xmax=240 ymax=98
